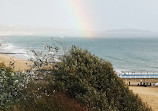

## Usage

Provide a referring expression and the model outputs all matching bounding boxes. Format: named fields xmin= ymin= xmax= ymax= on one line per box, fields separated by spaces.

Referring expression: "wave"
xmin=0 ymin=42 xmax=30 ymax=60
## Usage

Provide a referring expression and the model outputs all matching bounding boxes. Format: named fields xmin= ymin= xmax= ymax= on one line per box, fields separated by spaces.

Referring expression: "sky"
xmin=0 ymin=0 xmax=158 ymax=36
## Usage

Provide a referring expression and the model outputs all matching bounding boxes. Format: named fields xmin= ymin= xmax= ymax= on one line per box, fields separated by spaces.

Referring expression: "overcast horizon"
xmin=0 ymin=0 xmax=158 ymax=37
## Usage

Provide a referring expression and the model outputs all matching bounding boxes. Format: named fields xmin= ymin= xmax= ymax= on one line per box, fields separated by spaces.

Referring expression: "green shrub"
xmin=0 ymin=63 xmax=29 ymax=110
xmin=54 ymin=45 xmax=151 ymax=111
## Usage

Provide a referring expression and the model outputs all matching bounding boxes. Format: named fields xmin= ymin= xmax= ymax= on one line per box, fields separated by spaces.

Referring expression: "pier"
xmin=118 ymin=71 xmax=158 ymax=86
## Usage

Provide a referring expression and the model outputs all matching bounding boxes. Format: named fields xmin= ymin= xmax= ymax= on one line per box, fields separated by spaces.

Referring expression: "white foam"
xmin=114 ymin=69 xmax=124 ymax=75
xmin=0 ymin=42 xmax=30 ymax=60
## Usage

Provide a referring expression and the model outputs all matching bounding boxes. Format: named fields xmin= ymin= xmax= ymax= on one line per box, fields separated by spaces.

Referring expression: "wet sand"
xmin=129 ymin=86 xmax=158 ymax=111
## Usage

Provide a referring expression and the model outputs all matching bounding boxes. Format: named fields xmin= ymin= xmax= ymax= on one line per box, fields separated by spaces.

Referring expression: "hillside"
xmin=0 ymin=46 xmax=151 ymax=111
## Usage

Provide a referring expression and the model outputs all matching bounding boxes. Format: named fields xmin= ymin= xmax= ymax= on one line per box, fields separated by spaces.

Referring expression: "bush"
xmin=16 ymin=81 xmax=89 ymax=111
xmin=0 ymin=63 xmax=29 ymax=110
xmin=54 ymin=45 xmax=151 ymax=111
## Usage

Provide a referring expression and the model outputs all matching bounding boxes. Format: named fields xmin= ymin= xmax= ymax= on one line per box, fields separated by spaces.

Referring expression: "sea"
xmin=0 ymin=35 xmax=158 ymax=73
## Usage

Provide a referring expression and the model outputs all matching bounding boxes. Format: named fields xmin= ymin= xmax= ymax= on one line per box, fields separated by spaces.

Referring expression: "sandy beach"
xmin=129 ymin=86 xmax=158 ymax=111
xmin=0 ymin=54 xmax=31 ymax=71
xmin=0 ymin=42 xmax=31 ymax=71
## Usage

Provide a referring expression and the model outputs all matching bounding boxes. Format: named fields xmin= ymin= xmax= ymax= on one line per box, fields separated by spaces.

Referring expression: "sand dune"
xmin=129 ymin=86 xmax=158 ymax=111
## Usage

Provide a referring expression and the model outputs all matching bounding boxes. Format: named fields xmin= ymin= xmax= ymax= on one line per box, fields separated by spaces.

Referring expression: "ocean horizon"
xmin=0 ymin=35 xmax=158 ymax=73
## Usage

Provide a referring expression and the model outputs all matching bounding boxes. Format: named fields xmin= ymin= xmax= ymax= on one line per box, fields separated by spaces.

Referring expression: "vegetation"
xmin=0 ymin=45 xmax=151 ymax=111
xmin=53 ymin=45 xmax=151 ymax=111
xmin=0 ymin=63 xmax=29 ymax=110
xmin=16 ymin=81 xmax=89 ymax=111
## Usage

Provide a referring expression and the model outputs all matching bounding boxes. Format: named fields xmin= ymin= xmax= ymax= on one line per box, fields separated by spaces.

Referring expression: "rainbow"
xmin=66 ymin=0 xmax=95 ymax=38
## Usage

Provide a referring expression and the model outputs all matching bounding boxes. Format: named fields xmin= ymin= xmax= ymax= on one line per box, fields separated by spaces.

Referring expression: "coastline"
xmin=0 ymin=54 xmax=32 ymax=71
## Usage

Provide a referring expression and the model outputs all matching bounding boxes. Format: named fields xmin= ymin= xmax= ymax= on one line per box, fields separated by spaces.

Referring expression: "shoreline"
xmin=0 ymin=54 xmax=32 ymax=71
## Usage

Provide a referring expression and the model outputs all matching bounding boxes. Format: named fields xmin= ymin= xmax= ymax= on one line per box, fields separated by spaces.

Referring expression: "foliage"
xmin=54 ymin=45 xmax=151 ymax=111
xmin=0 ymin=63 xmax=29 ymax=110
xmin=27 ymin=44 xmax=63 ymax=79
xmin=13 ymin=44 xmax=89 ymax=111
xmin=16 ymin=81 xmax=89 ymax=111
